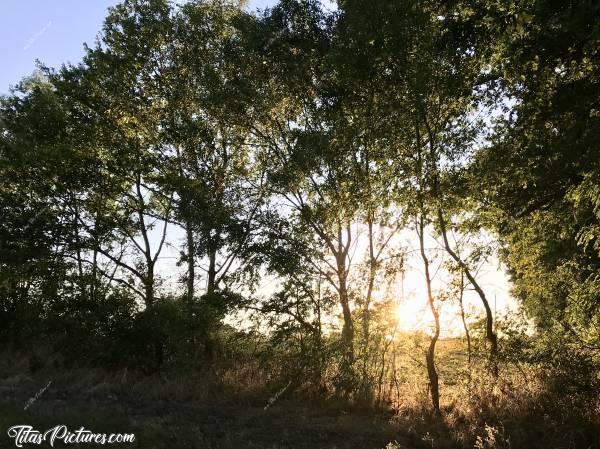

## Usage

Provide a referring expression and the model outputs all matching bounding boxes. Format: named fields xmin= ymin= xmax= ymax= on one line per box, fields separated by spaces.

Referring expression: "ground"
xmin=0 ymin=355 xmax=431 ymax=449
xmin=1 ymin=340 xmax=596 ymax=449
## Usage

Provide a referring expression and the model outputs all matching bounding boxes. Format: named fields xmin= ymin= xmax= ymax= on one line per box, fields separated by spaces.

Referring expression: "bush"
xmin=122 ymin=291 xmax=242 ymax=372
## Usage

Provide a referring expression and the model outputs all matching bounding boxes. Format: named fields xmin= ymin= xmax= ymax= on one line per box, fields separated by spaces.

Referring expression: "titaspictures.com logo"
xmin=7 ymin=425 xmax=135 ymax=447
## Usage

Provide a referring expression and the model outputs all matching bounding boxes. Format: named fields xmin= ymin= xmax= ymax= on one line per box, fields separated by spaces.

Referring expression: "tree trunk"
xmin=186 ymin=221 xmax=195 ymax=303
xmin=339 ymin=272 xmax=354 ymax=362
xmin=336 ymin=247 xmax=355 ymax=393
xmin=436 ymin=207 xmax=498 ymax=376
xmin=145 ymin=261 xmax=155 ymax=306
xmin=204 ymin=247 xmax=218 ymax=361
xmin=207 ymin=248 xmax=217 ymax=294
xmin=334 ymin=221 xmax=354 ymax=366
xmin=458 ymin=272 xmax=472 ymax=366
xmin=335 ymin=234 xmax=353 ymax=352
xmin=418 ymin=215 xmax=441 ymax=413
xmin=358 ymin=215 xmax=378 ymax=396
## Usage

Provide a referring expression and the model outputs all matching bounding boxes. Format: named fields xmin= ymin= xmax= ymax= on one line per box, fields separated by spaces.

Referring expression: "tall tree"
xmin=467 ymin=0 xmax=600 ymax=349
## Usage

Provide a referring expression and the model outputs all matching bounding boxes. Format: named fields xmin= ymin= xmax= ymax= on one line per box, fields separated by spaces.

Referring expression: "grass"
xmin=0 ymin=353 xmax=415 ymax=449
xmin=0 ymin=339 xmax=598 ymax=449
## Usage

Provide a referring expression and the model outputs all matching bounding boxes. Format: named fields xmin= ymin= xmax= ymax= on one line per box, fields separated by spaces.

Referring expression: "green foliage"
xmin=468 ymin=0 xmax=600 ymax=345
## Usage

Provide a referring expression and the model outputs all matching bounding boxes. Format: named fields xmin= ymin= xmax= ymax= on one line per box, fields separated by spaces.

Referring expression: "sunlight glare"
xmin=396 ymin=298 xmax=430 ymax=332
xmin=395 ymin=278 xmax=433 ymax=333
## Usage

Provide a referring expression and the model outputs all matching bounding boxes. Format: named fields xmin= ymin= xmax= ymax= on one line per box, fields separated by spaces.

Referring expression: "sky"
xmin=0 ymin=0 xmax=278 ymax=95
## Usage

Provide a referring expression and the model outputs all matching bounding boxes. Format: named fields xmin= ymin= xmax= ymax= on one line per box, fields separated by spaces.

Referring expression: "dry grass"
xmin=0 ymin=350 xmax=416 ymax=449
xmin=0 ymin=340 xmax=597 ymax=449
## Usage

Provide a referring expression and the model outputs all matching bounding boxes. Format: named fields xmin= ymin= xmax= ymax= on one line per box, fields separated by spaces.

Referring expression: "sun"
xmin=394 ymin=274 xmax=479 ymax=337
xmin=396 ymin=276 xmax=490 ymax=337
xmin=396 ymin=296 xmax=432 ymax=332
xmin=395 ymin=275 xmax=433 ymax=332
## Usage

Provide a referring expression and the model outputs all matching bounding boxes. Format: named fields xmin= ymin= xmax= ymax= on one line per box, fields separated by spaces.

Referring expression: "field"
xmin=0 ymin=350 xmax=405 ymax=449
xmin=1 ymin=337 xmax=596 ymax=449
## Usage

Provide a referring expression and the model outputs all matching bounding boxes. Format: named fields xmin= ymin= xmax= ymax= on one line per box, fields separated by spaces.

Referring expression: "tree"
xmin=0 ymin=73 xmax=76 ymax=342
xmin=467 ymin=0 xmax=600 ymax=350
xmin=163 ymin=0 xmax=266 ymax=301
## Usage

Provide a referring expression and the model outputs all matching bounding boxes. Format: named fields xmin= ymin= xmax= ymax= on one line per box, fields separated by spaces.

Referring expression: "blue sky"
xmin=0 ymin=0 xmax=276 ymax=95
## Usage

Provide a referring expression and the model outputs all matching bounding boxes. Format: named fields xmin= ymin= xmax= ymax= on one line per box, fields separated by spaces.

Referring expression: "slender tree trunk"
xmin=186 ymin=221 xmax=195 ymax=303
xmin=315 ymin=275 xmax=325 ymax=390
xmin=135 ymin=172 xmax=156 ymax=308
xmin=72 ymin=199 xmax=84 ymax=278
xmin=414 ymin=121 xmax=440 ymax=411
xmin=91 ymin=209 xmax=100 ymax=302
xmin=458 ymin=272 xmax=472 ymax=366
xmin=207 ymin=248 xmax=216 ymax=294
xmin=334 ymin=221 xmax=354 ymax=365
xmin=204 ymin=247 xmax=218 ymax=360
xmin=336 ymin=232 xmax=355 ymax=393
xmin=338 ymin=266 xmax=354 ymax=361
xmin=418 ymin=215 xmax=441 ymax=413
xmin=420 ymin=109 xmax=498 ymax=376
xmin=361 ymin=215 xmax=376 ymax=393
xmin=175 ymin=145 xmax=195 ymax=305
xmin=436 ymin=207 xmax=498 ymax=376
xmin=144 ymin=261 xmax=155 ymax=306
